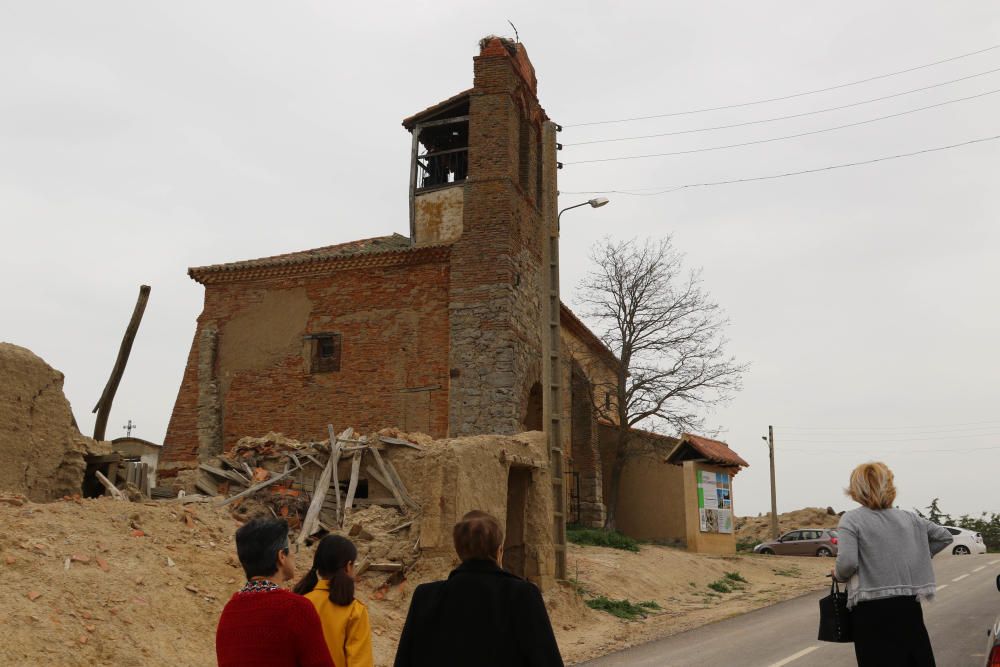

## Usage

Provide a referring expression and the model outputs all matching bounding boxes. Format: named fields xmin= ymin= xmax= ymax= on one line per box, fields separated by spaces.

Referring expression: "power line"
xmin=779 ymin=419 xmax=1000 ymax=432
xmin=560 ymin=133 xmax=1000 ymax=197
xmin=565 ymin=43 xmax=1000 ymax=127
xmin=564 ymin=66 xmax=1000 ymax=148
xmin=562 ymin=88 xmax=1000 ymax=165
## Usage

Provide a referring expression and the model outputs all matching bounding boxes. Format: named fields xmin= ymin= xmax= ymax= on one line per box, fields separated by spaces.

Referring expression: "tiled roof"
xmin=186 ymin=233 xmax=451 ymax=284
xmin=402 ymin=89 xmax=473 ymax=130
xmin=669 ymin=433 xmax=749 ymax=468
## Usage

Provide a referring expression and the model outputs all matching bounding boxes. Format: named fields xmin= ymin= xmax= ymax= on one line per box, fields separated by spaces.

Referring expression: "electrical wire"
xmin=776 ymin=432 xmax=1000 ymax=444
xmin=560 ymin=133 xmax=1000 ymax=197
xmin=561 ymin=88 xmax=1000 ymax=165
xmin=781 ymin=445 xmax=1000 ymax=454
xmin=565 ymin=43 xmax=1000 ymax=127
xmin=563 ymin=66 xmax=1000 ymax=148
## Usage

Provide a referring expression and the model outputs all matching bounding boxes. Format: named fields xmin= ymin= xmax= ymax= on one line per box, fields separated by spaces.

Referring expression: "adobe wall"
xmin=598 ymin=424 xmax=685 ymax=541
xmin=388 ymin=431 xmax=556 ymax=590
xmin=0 ymin=343 xmax=112 ymax=501
xmin=414 ymin=185 xmax=463 ymax=245
xmin=161 ymin=258 xmax=451 ymax=474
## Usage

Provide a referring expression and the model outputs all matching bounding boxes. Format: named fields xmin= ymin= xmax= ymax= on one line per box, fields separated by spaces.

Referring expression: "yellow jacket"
xmin=304 ymin=580 xmax=374 ymax=667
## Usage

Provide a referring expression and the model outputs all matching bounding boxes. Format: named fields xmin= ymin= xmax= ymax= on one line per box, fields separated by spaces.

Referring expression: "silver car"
xmin=753 ymin=529 xmax=839 ymax=557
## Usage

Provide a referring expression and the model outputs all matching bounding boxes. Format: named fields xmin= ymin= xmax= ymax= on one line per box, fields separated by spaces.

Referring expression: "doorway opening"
xmin=503 ymin=466 xmax=532 ymax=577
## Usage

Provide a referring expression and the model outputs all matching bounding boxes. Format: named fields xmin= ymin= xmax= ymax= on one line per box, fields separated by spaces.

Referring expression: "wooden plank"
xmin=379 ymin=435 xmax=424 ymax=451
xmin=343 ymin=451 xmax=363 ymax=520
xmin=368 ymin=447 xmax=407 ymax=510
xmin=195 ymin=477 xmax=219 ymax=497
xmin=297 ymin=431 xmax=342 ymax=545
xmin=215 ymin=462 xmax=305 ymax=507
xmin=387 ymin=520 xmax=414 ymax=534
xmin=95 ymin=471 xmax=125 ymax=500
xmin=199 ymin=463 xmax=249 ymax=486
xmin=384 ymin=459 xmax=420 ymax=510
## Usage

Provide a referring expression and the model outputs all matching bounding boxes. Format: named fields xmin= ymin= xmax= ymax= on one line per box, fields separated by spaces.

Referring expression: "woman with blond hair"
xmin=833 ymin=461 xmax=953 ymax=666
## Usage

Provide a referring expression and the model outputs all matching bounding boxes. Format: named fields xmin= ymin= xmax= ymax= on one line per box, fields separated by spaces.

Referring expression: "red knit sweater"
xmin=216 ymin=588 xmax=336 ymax=667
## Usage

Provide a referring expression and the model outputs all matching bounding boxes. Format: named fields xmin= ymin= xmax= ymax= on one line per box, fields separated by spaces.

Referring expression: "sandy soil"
xmin=0 ymin=495 xmax=832 ymax=666
xmin=737 ymin=506 xmax=842 ymax=545
xmin=555 ymin=543 xmax=832 ymax=663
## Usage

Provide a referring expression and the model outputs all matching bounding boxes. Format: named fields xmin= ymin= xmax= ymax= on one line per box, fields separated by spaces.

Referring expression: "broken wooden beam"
xmin=199 ymin=463 xmax=250 ymax=487
xmin=95 ymin=471 xmax=126 ymax=501
xmin=216 ymin=461 xmax=306 ymax=507
xmin=297 ymin=429 xmax=345 ymax=544
xmin=383 ymin=458 xmax=420 ymax=510
xmin=91 ymin=285 xmax=151 ymax=441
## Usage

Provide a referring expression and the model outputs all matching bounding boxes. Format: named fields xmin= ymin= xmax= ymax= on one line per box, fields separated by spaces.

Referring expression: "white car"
xmin=942 ymin=525 xmax=987 ymax=555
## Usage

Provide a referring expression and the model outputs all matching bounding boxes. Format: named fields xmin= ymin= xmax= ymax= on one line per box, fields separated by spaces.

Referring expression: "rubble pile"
xmin=195 ymin=427 xmax=424 ymax=576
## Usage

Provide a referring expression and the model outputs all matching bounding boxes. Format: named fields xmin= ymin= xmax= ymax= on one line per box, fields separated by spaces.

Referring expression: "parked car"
xmin=942 ymin=526 xmax=987 ymax=555
xmin=985 ymin=574 xmax=999 ymax=667
xmin=753 ymin=529 xmax=839 ymax=557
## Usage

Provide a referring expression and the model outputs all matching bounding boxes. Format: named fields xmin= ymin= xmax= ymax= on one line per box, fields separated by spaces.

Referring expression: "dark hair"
xmin=235 ymin=518 xmax=289 ymax=580
xmin=453 ymin=510 xmax=503 ymax=562
xmin=293 ymin=535 xmax=358 ymax=605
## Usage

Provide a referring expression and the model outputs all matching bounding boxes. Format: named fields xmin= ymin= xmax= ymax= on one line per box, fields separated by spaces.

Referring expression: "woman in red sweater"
xmin=216 ymin=517 xmax=335 ymax=667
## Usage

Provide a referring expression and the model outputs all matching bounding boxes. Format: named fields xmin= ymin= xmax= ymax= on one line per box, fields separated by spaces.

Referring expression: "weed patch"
xmin=586 ymin=595 xmax=660 ymax=620
xmin=567 ymin=527 xmax=640 ymax=552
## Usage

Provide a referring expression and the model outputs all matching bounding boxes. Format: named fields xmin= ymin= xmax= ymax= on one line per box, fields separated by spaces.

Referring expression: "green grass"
xmin=585 ymin=595 xmax=661 ymax=620
xmin=736 ymin=539 xmax=760 ymax=553
xmin=567 ymin=527 xmax=640 ymax=552
xmin=724 ymin=571 xmax=748 ymax=583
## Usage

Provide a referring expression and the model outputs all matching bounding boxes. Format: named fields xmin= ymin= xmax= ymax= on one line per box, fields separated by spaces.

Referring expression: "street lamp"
xmin=558 ymin=197 xmax=610 ymax=226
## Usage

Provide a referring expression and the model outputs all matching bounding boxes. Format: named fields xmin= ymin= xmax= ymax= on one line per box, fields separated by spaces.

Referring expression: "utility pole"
xmin=763 ymin=425 xmax=778 ymax=539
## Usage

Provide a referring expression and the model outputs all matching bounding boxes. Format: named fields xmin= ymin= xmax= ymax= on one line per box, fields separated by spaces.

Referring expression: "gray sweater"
xmin=834 ymin=507 xmax=953 ymax=609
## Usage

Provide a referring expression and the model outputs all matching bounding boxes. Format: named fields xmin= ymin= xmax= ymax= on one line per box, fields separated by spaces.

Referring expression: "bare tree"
xmin=576 ymin=237 xmax=746 ymax=530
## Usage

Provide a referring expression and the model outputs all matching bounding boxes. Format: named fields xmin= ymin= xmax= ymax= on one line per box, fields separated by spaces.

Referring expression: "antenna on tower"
xmin=507 ymin=20 xmax=519 ymax=43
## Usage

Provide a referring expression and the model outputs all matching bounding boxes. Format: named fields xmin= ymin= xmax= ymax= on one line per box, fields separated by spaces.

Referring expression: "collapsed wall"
xmin=0 ymin=342 xmax=110 ymax=501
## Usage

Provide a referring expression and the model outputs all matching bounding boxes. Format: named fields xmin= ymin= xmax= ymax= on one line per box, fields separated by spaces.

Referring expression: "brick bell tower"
xmin=404 ymin=37 xmax=567 ymax=577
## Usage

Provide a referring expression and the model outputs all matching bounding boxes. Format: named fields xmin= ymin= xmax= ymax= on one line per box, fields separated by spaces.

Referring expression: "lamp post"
xmin=558 ymin=197 xmax=610 ymax=228
xmin=548 ymin=196 xmax=609 ymax=576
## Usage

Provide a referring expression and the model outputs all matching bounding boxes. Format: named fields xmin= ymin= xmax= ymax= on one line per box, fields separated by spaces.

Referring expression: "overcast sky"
xmin=3 ymin=2 xmax=998 ymax=518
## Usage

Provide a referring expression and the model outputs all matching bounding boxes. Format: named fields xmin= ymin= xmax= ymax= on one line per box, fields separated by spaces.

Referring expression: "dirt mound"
xmin=0 ymin=343 xmax=110 ymax=501
xmin=736 ymin=507 xmax=841 ymax=544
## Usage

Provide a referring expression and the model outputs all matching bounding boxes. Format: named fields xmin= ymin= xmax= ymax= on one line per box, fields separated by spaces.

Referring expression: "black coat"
xmin=393 ymin=559 xmax=564 ymax=667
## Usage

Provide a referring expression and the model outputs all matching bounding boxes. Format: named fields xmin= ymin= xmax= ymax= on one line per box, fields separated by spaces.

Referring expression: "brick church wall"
xmin=161 ymin=256 xmax=451 ymax=473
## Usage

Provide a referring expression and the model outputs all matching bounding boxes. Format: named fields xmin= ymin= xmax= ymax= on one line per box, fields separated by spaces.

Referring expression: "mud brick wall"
xmin=161 ymin=257 xmax=451 ymax=473
xmin=448 ymin=40 xmax=547 ymax=436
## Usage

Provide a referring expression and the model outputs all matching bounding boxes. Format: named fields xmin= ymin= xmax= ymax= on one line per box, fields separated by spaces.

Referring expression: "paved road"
xmin=583 ymin=553 xmax=999 ymax=667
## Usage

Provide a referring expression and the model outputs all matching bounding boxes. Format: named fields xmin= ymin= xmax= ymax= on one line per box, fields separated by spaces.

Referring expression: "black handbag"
xmin=817 ymin=578 xmax=853 ymax=643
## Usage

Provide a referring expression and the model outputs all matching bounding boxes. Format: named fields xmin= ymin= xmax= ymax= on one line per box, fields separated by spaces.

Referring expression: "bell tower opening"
xmin=404 ymin=96 xmax=470 ymax=246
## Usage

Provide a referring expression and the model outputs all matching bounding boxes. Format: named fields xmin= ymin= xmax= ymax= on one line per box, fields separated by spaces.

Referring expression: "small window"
xmin=604 ymin=392 xmax=612 ymax=410
xmin=308 ymin=333 xmax=342 ymax=373
xmin=946 ymin=527 xmax=961 ymax=536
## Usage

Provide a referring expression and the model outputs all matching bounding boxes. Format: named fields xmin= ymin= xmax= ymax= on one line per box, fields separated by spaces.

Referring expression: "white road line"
xmin=990 ymin=559 xmax=1000 ymax=565
xmin=952 ymin=574 xmax=969 ymax=582
xmin=937 ymin=584 xmax=948 ymax=590
xmin=973 ymin=566 xmax=986 ymax=572
xmin=768 ymin=646 xmax=820 ymax=667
